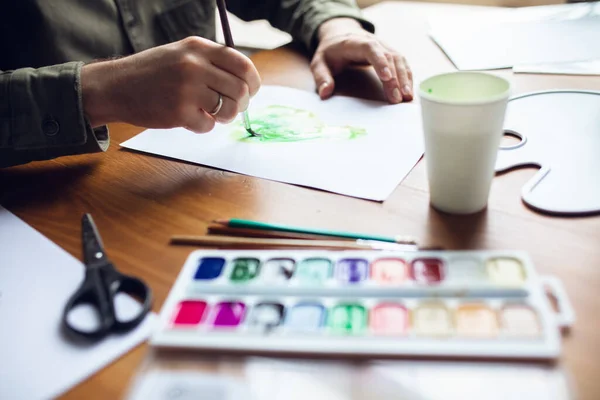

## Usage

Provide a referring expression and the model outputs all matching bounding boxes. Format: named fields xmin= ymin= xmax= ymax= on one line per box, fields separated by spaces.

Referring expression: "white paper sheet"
xmin=429 ymin=3 xmax=600 ymax=71
xmin=370 ymin=361 xmax=574 ymax=400
xmin=514 ymin=59 xmax=600 ymax=76
xmin=0 ymin=206 xmax=156 ymax=400
xmin=124 ymin=357 xmax=574 ymax=400
xmin=215 ymin=11 xmax=291 ymax=50
xmin=126 ymin=371 xmax=253 ymax=400
xmin=120 ymin=86 xmax=424 ymax=201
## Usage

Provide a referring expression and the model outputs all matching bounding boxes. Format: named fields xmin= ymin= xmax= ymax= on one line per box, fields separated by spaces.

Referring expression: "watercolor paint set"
xmin=150 ymin=250 xmax=574 ymax=360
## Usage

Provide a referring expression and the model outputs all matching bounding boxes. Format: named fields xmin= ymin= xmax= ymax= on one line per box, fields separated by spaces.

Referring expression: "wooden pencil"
xmin=170 ymin=235 xmax=419 ymax=250
xmin=206 ymin=225 xmax=349 ymax=241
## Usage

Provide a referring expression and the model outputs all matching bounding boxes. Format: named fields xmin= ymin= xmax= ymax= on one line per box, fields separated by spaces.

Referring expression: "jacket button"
xmin=42 ymin=118 xmax=60 ymax=136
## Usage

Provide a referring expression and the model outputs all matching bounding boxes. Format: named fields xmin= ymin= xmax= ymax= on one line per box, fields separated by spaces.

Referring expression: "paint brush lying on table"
xmin=212 ymin=218 xmax=417 ymax=244
xmin=169 ymin=218 xmax=430 ymax=250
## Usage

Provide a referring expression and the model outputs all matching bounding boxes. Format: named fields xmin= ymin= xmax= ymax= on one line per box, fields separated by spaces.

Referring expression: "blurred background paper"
xmin=514 ymin=59 xmax=600 ymax=76
xmin=371 ymin=361 xmax=574 ymax=400
xmin=429 ymin=2 xmax=600 ymax=71
xmin=126 ymin=356 xmax=575 ymax=400
xmin=215 ymin=11 xmax=291 ymax=50
xmin=127 ymin=371 xmax=253 ymax=400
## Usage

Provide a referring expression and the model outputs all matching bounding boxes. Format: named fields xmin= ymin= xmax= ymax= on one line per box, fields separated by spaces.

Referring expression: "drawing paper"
xmin=121 ymin=85 xmax=424 ymax=201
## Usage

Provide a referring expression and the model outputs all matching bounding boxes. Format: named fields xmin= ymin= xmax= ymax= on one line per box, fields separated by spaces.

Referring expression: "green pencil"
xmin=213 ymin=218 xmax=416 ymax=244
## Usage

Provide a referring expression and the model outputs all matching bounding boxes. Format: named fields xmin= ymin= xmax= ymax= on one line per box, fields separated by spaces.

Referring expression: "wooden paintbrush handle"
xmin=216 ymin=0 xmax=234 ymax=48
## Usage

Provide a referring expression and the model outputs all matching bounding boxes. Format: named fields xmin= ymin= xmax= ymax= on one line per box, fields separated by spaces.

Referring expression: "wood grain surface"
xmin=1 ymin=2 xmax=599 ymax=399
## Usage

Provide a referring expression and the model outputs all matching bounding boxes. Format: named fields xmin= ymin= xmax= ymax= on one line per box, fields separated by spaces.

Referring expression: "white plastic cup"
xmin=419 ymin=72 xmax=511 ymax=214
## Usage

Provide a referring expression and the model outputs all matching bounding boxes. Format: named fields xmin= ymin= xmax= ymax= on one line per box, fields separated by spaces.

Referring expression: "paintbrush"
xmin=215 ymin=0 xmax=259 ymax=137
xmin=212 ymin=218 xmax=417 ymax=244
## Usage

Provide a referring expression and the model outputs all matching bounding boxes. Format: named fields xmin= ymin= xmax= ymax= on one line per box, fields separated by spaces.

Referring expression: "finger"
xmin=310 ymin=54 xmax=335 ymax=100
xmin=213 ymin=96 xmax=243 ymax=124
xmin=394 ymin=55 xmax=413 ymax=102
xmin=210 ymin=46 xmax=261 ymax=97
xmin=359 ymin=40 xmax=394 ymax=83
xmin=383 ymin=53 xmax=402 ymax=104
xmin=203 ymin=71 xmax=249 ymax=121
xmin=183 ymin=109 xmax=216 ymax=134
xmin=203 ymin=64 xmax=250 ymax=108
xmin=198 ymin=88 xmax=241 ymax=124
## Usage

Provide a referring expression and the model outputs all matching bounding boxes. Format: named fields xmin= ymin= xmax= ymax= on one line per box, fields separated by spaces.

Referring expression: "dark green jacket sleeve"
xmin=227 ymin=0 xmax=375 ymax=53
xmin=0 ymin=62 xmax=109 ymax=168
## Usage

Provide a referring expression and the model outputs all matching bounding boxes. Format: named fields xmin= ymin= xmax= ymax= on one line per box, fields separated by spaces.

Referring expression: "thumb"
xmin=310 ymin=55 xmax=335 ymax=100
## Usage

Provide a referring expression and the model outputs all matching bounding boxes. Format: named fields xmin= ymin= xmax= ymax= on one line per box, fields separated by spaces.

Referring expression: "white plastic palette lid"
xmin=125 ymin=357 xmax=574 ymax=400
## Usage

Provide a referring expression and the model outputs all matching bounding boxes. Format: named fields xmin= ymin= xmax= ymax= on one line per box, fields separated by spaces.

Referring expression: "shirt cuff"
xmin=9 ymin=61 xmax=108 ymax=153
xmin=1 ymin=61 xmax=109 ymax=167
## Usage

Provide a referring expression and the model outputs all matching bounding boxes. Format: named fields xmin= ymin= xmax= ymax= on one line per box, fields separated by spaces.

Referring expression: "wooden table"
xmin=1 ymin=1 xmax=599 ymax=399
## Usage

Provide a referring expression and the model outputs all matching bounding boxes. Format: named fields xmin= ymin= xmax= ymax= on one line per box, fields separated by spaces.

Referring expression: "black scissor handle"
xmin=62 ymin=266 xmax=116 ymax=340
xmin=62 ymin=267 xmax=152 ymax=341
xmin=110 ymin=274 xmax=153 ymax=332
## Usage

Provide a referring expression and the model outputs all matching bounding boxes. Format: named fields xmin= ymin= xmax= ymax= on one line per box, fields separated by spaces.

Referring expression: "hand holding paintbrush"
xmin=215 ymin=0 xmax=260 ymax=137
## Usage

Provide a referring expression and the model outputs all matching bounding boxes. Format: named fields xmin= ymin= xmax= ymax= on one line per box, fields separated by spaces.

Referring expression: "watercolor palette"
xmin=151 ymin=250 xmax=574 ymax=360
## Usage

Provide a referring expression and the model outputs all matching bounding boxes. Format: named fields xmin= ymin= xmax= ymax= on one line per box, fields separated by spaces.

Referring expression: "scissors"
xmin=62 ymin=214 xmax=152 ymax=341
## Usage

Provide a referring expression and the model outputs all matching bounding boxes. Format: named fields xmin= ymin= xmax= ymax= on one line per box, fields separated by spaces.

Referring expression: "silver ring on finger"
xmin=209 ymin=93 xmax=223 ymax=116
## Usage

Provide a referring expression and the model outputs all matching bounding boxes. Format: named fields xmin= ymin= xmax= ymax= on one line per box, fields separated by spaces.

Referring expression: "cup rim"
xmin=419 ymin=71 xmax=511 ymax=106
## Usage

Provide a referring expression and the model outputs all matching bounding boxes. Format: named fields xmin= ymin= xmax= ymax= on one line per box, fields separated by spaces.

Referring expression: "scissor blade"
xmin=82 ymin=214 xmax=108 ymax=266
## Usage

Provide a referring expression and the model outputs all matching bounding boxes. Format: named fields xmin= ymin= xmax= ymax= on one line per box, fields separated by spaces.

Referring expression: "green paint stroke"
xmin=232 ymin=105 xmax=366 ymax=142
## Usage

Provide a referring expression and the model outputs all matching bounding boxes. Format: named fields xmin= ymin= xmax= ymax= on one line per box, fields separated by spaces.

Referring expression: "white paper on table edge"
xmin=513 ymin=60 xmax=600 ymax=76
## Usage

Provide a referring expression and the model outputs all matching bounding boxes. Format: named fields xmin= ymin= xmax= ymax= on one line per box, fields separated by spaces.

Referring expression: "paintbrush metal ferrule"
xmin=242 ymin=111 xmax=259 ymax=136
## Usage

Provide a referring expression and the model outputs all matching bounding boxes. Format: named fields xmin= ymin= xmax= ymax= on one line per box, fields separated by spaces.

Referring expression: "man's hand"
xmin=81 ymin=36 xmax=261 ymax=133
xmin=311 ymin=18 xmax=413 ymax=104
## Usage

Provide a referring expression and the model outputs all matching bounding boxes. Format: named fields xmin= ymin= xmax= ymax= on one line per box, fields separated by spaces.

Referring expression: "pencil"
xmin=212 ymin=218 xmax=416 ymax=244
xmin=207 ymin=225 xmax=344 ymax=241
xmin=170 ymin=235 xmax=418 ymax=250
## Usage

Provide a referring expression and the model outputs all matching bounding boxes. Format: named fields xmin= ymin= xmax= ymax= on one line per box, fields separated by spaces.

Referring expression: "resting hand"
xmin=81 ymin=36 xmax=261 ymax=133
xmin=311 ymin=18 xmax=413 ymax=104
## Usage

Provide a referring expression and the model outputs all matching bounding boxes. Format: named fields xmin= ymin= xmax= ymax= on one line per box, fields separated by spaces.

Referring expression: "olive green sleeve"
xmin=227 ymin=0 xmax=375 ymax=53
xmin=0 ymin=62 xmax=109 ymax=168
